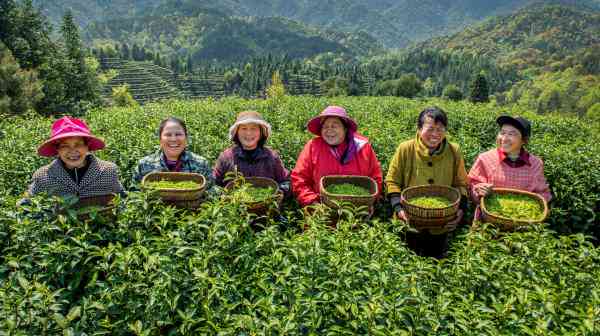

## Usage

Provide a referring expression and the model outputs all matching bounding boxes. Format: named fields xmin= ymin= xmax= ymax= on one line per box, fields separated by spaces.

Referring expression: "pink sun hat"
xmin=37 ymin=116 xmax=106 ymax=157
xmin=307 ymin=105 xmax=358 ymax=136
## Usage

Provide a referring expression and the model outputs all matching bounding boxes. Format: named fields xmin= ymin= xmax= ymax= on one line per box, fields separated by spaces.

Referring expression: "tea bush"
xmin=1 ymin=96 xmax=599 ymax=334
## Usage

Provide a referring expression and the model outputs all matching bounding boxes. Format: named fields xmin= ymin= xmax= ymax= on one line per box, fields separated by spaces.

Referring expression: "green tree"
xmin=537 ymin=88 xmax=561 ymax=114
xmin=0 ymin=0 xmax=17 ymax=44
xmin=469 ymin=72 xmax=490 ymax=103
xmin=577 ymin=86 xmax=600 ymax=115
xmin=396 ymin=73 xmax=422 ymax=98
xmin=586 ymin=103 xmax=600 ymax=122
xmin=442 ymin=84 xmax=463 ymax=101
xmin=1 ymin=0 xmax=51 ymax=70
xmin=0 ymin=42 xmax=43 ymax=115
xmin=111 ymin=84 xmax=138 ymax=107
xmin=59 ymin=10 xmax=101 ymax=114
xmin=266 ymin=71 xmax=286 ymax=99
xmin=321 ymin=76 xmax=348 ymax=97
xmin=372 ymin=74 xmax=422 ymax=98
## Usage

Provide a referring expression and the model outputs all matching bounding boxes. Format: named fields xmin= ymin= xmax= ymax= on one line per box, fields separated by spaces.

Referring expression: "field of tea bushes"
xmin=1 ymin=97 xmax=599 ymax=334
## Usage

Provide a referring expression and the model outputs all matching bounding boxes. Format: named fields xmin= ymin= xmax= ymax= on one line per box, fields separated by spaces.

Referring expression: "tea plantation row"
xmin=0 ymin=96 xmax=599 ymax=335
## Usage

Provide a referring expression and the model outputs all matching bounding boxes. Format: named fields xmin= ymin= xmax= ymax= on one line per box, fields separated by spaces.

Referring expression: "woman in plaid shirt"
xmin=468 ymin=116 xmax=551 ymax=221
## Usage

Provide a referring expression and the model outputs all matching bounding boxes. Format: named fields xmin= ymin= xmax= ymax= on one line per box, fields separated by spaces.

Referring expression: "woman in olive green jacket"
xmin=385 ymin=106 xmax=468 ymax=258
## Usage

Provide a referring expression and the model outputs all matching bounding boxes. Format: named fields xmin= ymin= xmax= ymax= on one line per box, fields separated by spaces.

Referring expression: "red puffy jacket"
xmin=291 ymin=134 xmax=383 ymax=206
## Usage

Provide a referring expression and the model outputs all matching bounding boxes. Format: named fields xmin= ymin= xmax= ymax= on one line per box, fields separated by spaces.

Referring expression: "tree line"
xmin=1 ymin=0 xmax=100 ymax=116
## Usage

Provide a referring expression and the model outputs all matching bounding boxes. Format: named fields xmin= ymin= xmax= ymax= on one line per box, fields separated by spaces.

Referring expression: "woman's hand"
xmin=395 ymin=209 xmax=409 ymax=222
xmin=474 ymin=183 xmax=493 ymax=197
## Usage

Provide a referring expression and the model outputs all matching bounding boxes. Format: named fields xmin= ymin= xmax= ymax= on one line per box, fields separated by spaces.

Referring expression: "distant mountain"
xmin=31 ymin=0 xmax=163 ymax=27
xmin=83 ymin=10 xmax=383 ymax=62
xmin=33 ymin=0 xmax=600 ymax=48
xmin=416 ymin=4 xmax=600 ymax=71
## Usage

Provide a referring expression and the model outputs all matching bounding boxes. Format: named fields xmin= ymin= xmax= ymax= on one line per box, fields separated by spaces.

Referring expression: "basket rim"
xmin=480 ymin=187 xmax=549 ymax=224
xmin=141 ymin=172 xmax=206 ymax=192
xmin=400 ymin=184 xmax=460 ymax=211
xmin=319 ymin=175 xmax=378 ymax=198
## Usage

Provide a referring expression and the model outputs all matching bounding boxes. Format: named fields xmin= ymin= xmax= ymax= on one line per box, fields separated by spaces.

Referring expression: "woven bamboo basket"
xmin=142 ymin=172 xmax=206 ymax=202
xmin=319 ymin=175 xmax=378 ymax=209
xmin=400 ymin=185 xmax=460 ymax=229
xmin=73 ymin=193 xmax=116 ymax=220
xmin=225 ymin=176 xmax=283 ymax=214
xmin=480 ymin=188 xmax=549 ymax=231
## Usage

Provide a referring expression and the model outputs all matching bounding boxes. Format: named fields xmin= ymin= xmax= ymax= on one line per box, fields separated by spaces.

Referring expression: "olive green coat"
xmin=385 ymin=133 xmax=468 ymax=197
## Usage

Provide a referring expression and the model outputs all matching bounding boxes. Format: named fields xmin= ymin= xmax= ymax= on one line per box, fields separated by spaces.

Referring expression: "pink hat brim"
xmin=307 ymin=115 xmax=358 ymax=136
xmin=38 ymin=132 xmax=106 ymax=157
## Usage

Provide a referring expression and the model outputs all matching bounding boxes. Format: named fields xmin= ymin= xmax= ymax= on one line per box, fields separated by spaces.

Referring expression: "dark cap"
xmin=496 ymin=115 xmax=531 ymax=138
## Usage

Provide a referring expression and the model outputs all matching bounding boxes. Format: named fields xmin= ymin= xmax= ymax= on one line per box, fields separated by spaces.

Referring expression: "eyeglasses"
xmin=422 ymin=125 xmax=446 ymax=134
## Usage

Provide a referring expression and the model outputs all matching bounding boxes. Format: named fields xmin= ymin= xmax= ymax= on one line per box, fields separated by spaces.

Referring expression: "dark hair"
xmin=158 ymin=117 xmax=187 ymax=137
xmin=417 ymin=107 xmax=448 ymax=129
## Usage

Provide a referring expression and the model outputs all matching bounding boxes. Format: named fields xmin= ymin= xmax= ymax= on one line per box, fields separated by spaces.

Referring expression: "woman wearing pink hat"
xmin=291 ymin=105 xmax=383 ymax=207
xmin=25 ymin=116 xmax=123 ymax=198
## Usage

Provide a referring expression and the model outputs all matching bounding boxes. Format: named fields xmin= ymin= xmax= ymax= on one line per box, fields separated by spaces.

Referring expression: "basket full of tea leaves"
xmin=225 ymin=176 xmax=283 ymax=213
xmin=400 ymin=185 xmax=460 ymax=229
xmin=320 ymin=175 xmax=378 ymax=209
xmin=70 ymin=194 xmax=117 ymax=220
xmin=481 ymin=188 xmax=548 ymax=230
xmin=142 ymin=172 xmax=206 ymax=202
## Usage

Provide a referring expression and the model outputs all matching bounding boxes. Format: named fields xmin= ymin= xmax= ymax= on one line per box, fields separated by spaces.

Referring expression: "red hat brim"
xmin=37 ymin=132 xmax=106 ymax=157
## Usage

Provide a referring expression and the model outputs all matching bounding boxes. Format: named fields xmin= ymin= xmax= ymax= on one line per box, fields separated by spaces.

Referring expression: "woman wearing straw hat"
xmin=133 ymin=117 xmax=214 ymax=190
xmin=291 ymin=105 xmax=383 ymax=207
xmin=25 ymin=116 xmax=123 ymax=198
xmin=213 ymin=111 xmax=290 ymax=196
xmin=385 ymin=107 xmax=468 ymax=258
xmin=468 ymin=115 xmax=551 ymax=221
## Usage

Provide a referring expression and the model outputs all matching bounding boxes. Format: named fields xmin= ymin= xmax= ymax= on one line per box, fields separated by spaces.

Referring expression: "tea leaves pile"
xmin=326 ymin=183 xmax=371 ymax=196
xmin=485 ymin=193 xmax=545 ymax=221
xmin=145 ymin=180 xmax=203 ymax=190
xmin=408 ymin=196 xmax=453 ymax=208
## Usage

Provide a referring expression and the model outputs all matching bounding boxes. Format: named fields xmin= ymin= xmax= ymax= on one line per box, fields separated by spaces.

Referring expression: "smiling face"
xmin=321 ymin=117 xmax=346 ymax=146
xmin=496 ymin=124 xmax=524 ymax=155
xmin=237 ymin=123 xmax=262 ymax=150
xmin=56 ymin=136 xmax=89 ymax=169
xmin=419 ymin=116 xmax=446 ymax=149
xmin=160 ymin=120 xmax=188 ymax=161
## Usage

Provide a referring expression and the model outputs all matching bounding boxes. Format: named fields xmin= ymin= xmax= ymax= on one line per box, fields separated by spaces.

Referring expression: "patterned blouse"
xmin=28 ymin=155 xmax=123 ymax=198
xmin=468 ymin=148 xmax=552 ymax=219
xmin=132 ymin=149 xmax=215 ymax=190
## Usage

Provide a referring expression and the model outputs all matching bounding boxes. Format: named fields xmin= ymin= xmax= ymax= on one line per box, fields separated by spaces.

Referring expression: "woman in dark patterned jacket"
xmin=25 ymin=116 xmax=124 ymax=199
xmin=133 ymin=117 xmax=215 ymax=191
xmin=213 ymin=111 xmax=290 ymax=197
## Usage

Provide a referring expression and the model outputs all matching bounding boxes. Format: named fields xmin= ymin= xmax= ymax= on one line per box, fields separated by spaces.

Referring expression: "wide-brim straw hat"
xmin=307 ymin=105 xmax=358 ymax=136
xmin=228 ymin=111 xmax=272 ymax=141
xmin=38 ymin=116 xmax=105 ymax=157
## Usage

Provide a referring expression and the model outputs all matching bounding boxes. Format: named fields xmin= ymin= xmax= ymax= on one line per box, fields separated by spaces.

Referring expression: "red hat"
xmin=307 ymin=106 xmax=358 ymax=136
xmin=38 ymin=116 xmax=106 ymax=157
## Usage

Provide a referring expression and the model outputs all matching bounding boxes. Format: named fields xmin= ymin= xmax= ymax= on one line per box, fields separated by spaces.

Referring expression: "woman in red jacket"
xmin=291 ymin=106 xmax=383 ymax=207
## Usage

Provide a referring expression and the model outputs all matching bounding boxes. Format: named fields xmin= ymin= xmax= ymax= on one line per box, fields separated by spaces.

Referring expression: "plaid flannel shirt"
xmin=133 ymin=150 xmax=215 ymax=192
xmin=468 ymin=149 xmax=552 ymax=219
